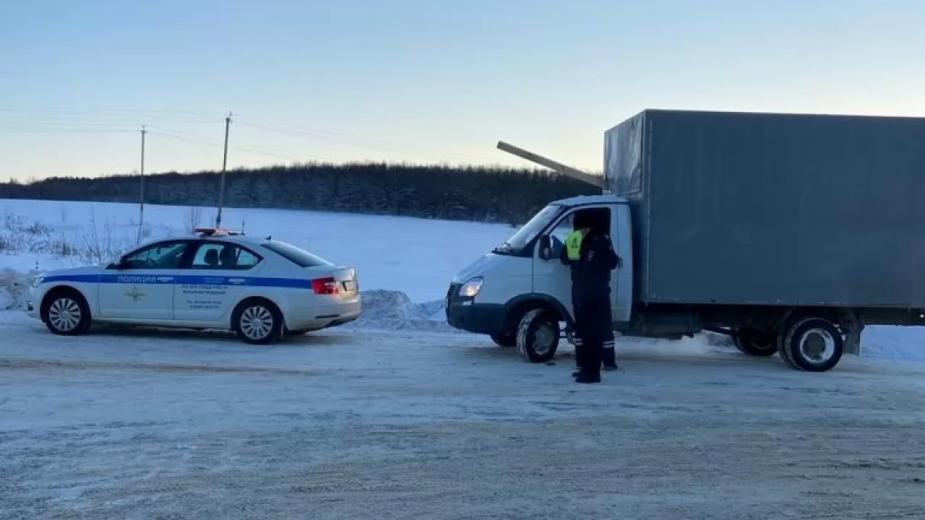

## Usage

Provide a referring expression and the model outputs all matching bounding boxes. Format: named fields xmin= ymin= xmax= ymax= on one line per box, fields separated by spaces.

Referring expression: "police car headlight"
xmin=459 ymin=278 xmax=483 ymax=298
xmin=31 ymin=275 xmax=44 ymax=288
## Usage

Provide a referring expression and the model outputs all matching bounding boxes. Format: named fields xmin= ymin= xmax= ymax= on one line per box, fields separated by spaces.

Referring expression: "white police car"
xmin=28 ymin=230 xmax=361 ymax=344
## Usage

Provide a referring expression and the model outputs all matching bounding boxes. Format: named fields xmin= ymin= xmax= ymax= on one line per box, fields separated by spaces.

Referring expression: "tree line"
xmin=0 ymin=163 xmax=598 ymax=224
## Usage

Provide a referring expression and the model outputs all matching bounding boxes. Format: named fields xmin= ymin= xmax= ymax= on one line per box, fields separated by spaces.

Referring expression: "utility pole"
xmin=137 ymin=125 xmax=147 ymax=244
xmin=216 ymin=111 xmax=232 ymax=228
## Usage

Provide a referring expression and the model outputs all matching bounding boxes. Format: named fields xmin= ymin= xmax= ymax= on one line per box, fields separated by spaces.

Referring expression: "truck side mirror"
xmin=538 ymin=235 xmax=552 ymax=260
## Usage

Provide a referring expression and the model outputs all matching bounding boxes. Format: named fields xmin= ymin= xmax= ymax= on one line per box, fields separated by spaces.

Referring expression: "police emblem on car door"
xmin=125 ymin=286 xmax=145 ymax=302
xmin=98 ymin=240 xmax=189 ymax=320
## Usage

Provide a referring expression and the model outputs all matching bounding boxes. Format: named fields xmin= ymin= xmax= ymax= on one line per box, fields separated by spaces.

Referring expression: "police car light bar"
xmin=194 ymin=227 xmax=243 ymax=237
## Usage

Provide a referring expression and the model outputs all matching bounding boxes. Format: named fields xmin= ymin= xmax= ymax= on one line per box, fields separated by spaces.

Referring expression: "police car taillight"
xmin=311 ymin=277 xmax=339 ymax=295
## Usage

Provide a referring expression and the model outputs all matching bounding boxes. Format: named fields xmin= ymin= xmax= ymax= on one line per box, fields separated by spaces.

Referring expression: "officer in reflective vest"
xmin=560 ymin=209 xmax=620 ymax=383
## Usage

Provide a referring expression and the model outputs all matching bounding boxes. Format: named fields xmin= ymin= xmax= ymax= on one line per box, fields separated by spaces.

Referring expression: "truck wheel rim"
xmin=241 ymin=306 xmax=273 ymax=340
xmin=799 ymin=328 xmax=835 ymax=363
xmin=49 ymin=298 xmax=81 ymax=332
xmin=533 ymin=322 xmax=555 ymax=355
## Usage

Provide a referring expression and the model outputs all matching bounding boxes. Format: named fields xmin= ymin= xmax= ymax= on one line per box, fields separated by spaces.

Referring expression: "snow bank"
xmin=0 ymin=268 xmax=30 ymax=310
xmin=351 ymin=290 xmax=455 ymax=332
xmin=859 ymin=326 xmax=925 ymax=362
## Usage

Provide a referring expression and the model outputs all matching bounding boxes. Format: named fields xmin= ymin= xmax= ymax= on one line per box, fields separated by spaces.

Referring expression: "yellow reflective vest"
xmin=565 ymin=229 xmax=589 ymax=261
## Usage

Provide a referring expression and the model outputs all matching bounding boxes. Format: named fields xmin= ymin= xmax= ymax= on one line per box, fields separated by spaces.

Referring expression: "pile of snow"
xmin=0 ymin=268 xmax=30 ymax=310
xmin=351 ymin=290 xmax=454 ymax=332
xmin=858 ymin=326 xmax=925 ymax=362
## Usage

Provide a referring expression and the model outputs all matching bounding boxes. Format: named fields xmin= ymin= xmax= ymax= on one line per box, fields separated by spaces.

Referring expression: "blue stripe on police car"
xmin=43 ymin=274 xmax=310 ymax=289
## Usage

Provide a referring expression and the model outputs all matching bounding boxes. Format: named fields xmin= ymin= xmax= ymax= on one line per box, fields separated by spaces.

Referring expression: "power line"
xmin=147 ymin=129 xmax=308 ymax=163
xmin=147 ymin=129 xmax=224 ymax=147
xmin=0 ymin=115 xmax=222 ymax=126
xmin=0 ymin=105 xmax=218 ymax=117
xmin=0 ymin=105 xmax=498 ymax=162
xmin=236 ymin=118 xmax=496 ymax=162
xmin=1 ymin=108 xmax=503 ymax=173
xmin=0 ymin=120 xmax=157 ymax=130
xmin=0 ymin=128 xmax=137 ymax=134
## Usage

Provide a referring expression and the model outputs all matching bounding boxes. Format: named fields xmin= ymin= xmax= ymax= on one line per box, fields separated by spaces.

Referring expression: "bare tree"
xmin=186 ymin=206 xmax=203 ymax=233
xmin=81 ymin=209 xmax=119 ymax=265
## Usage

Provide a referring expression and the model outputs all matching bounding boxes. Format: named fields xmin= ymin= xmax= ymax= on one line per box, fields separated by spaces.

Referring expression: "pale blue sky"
xmin=2 ymin=0 xmax=924 ymax=180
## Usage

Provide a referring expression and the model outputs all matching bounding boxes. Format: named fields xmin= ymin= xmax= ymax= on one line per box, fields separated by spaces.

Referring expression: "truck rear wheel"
xmin=490 ymin=332 xmax=516 ymax=348
xmin=778 ymin=317 xmax=844 ymax=372
xmin=733 ymin=327 xmax=778 ymax=356
xmin=516 ymin=308 xmax=560 ymax=363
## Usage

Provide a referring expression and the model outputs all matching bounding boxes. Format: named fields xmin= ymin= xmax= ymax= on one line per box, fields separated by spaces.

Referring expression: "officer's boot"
xmin=602 ymin=345 xmax=618 ymax=371
xmin=572 ymin=336 xmax=585 ymax=378
xmin=575 ymin=370 xmax=601 ymax=384
xmin=575 ymin=343 xmax=602 ymax=384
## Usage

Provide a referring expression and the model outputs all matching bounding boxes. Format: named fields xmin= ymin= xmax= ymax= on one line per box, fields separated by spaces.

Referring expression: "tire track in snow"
xmin=0 ymin=357 xmax=315 ymax=376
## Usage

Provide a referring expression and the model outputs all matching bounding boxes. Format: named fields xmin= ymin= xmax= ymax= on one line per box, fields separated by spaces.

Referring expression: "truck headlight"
xmin=459 ymin=278 xmax=483 ymax=298
xmin=31 ymin=275 xmax=44 ymax=288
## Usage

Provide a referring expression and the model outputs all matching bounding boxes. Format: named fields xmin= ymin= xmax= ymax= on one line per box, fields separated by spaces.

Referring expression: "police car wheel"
xmin=234 ymin=299 xmax=282 ymax=345
xmin=43 ymin=290 xmax=91 ymax=336
xmin=516 ymin=308 xmax=560 ymax=363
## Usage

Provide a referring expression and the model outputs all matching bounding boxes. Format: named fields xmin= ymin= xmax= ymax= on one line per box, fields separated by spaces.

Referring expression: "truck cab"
xmin=447 ymin=194 xmax=632 ymax=362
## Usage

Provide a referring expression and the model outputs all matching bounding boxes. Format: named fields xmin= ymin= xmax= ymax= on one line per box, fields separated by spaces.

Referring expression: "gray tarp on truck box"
xmin=605 ymin=110 xmax=925 ymax=307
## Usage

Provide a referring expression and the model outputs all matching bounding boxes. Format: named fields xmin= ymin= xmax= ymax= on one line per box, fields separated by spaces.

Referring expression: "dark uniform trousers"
xmin=573 ymin=289 xmax=613 ymax=377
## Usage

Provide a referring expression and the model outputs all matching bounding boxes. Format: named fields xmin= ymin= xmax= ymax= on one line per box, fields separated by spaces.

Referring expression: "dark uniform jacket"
xmin=560 ymin=229 xmax=620 ymax=300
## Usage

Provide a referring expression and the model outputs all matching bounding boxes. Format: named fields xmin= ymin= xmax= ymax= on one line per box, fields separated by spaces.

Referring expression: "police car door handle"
xmin=156 ymin=276 xmax=174 ymax=283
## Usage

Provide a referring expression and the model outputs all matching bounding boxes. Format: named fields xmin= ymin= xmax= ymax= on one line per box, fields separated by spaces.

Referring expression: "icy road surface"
xmin=2 ymin=311 xmax=925 ymax=519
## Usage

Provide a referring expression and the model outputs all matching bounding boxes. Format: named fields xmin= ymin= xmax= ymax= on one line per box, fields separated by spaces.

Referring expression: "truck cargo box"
xmin=605 ymin=110 xmax=925 ymax=308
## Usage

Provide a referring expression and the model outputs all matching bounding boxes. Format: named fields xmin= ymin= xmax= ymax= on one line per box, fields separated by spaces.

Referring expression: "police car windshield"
xmin=494 ymin=204 xmax=563 ymax=255
xmin=262 ymin=241 xmax=333 ymax=268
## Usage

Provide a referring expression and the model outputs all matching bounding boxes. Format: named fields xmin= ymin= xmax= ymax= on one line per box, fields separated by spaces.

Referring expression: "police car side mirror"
xmin=538 ymin=235 xmax=552 ymax=261
xmin=108 ymin=259 xmax=128 ymax=270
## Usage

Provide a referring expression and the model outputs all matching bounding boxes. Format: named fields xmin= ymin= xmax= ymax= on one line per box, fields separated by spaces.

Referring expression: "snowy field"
xmin=0 ymin=198 xmax=513 ymax=302
xmin=2 ymin=198 xmax=925 ymax=518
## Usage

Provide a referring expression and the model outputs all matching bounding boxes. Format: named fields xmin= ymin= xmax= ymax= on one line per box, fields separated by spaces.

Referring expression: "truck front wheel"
xmin=778 ymin=317 xmax=844 ymax=372
xmin=516 ymin=308 xmax=560 ymax=363
xmin=733 ymin=327 xmax=778 ymax=356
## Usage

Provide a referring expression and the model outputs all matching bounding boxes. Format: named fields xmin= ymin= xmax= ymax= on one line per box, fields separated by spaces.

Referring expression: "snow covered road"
xmin=2 ymin=311 xmax=925 ymax=518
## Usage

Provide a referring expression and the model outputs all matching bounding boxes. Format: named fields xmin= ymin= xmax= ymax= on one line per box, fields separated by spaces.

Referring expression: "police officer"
xmin=560 ymin=209 xmax=620 ymax=383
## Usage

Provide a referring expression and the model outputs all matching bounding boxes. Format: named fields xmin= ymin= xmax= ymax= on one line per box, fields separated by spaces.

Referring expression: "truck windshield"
xmin=493 ymin=204 xmax=563 ymax=255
